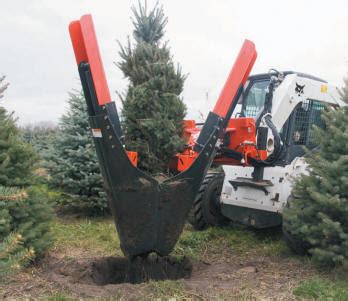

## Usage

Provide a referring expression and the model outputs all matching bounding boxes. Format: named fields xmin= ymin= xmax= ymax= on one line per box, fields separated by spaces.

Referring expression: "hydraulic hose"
xmin=262 ymin=114 xmax=284 ymax=164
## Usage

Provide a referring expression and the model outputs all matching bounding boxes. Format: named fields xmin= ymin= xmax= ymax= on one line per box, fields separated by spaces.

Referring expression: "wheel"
xmin=282 ymin=194 xmax=311 ymax=255
xmin=282 ymin=226 xmax=310 ymax=255
xmin=188 ymin=172 xmax=229 ymax=230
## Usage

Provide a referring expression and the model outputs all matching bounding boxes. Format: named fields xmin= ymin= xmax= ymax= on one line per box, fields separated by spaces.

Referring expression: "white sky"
xmin=1 ymin=0 xmax=347 ymax=125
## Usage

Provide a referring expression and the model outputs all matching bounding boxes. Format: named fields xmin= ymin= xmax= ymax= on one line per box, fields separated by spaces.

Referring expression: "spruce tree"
xmin=0 ymin=233 xmax=34 ymax=279
xmin=118 ymin=2 xmax=186 ymax=174
xmin=283 ymin=105 xmax=348 ymax=266
xmin=0 ymin=77 xmax=37 ymax=187
xmin=0 ymin=77 xmax=53 ymax=278
xmin=48 ymin=91 xmax=108 ymax=214
xmin=0 ymin=76 xmax=9 ymax=99
xmin=22 ymin=123 xmax=57 ymax=163
xmin=0 ymin=186 xmax=51 ymax=271
xmin=340 ymin=76 xmax=348 ymax=103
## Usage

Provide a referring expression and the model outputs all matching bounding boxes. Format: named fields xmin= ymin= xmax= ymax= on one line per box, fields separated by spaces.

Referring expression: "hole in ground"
xmin=92 ymin=255 xmax=192 ymax=285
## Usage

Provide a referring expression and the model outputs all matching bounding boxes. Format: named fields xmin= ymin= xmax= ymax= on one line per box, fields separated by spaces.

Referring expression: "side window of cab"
xmin=241 ymin=79 xmax=270 ymax=117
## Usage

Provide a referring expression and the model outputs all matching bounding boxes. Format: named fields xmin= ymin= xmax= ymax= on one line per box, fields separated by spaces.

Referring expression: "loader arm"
xmin=69 ymin=14 xmax=257 ymax=258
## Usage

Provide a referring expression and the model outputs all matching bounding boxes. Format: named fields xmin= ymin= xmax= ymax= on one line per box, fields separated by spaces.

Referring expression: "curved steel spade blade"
xmin=90 ymin=105 xmax=222 ymax=257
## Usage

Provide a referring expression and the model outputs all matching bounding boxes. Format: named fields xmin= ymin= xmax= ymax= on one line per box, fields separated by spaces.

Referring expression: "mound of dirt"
xmin=92 ymin=255 xmax=192 ymax=284
xmin=47 ymin=254 xmax=192 ymax=286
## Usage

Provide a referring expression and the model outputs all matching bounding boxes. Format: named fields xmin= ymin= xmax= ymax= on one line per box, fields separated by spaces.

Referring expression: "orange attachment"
xmin=126 ymin=151 xmax=138 ymax=167
xmin=182 ymin=120 xmax=201 ymax=148
xmin=223 ymin=118 xmax=267 ymax=164
xmin=69 ymin=15 xmax=111 ymax=105
xmin=170 ymin=150 xmax=198 ymax=172
xmin=213 ymin=40 xmax=257 ymax=119
xmin=169 ymin=120 xmax=200 ymax=172
xmin=170 ymin=117 xmax=269 ymax=172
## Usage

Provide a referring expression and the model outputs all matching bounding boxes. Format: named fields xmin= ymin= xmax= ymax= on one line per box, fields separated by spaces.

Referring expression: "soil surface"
xmin=92 ymin=255 xmax=192 ymax=284
xmin=0 ymin=250 xmax=316 ymax=300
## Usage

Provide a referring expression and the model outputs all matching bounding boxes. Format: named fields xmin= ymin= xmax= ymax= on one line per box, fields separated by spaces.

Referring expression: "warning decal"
xmin=92 ymin=128 xmax=102 ymax=138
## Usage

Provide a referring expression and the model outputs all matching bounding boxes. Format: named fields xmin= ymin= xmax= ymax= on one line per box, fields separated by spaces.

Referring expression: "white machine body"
xmin=219 ymin=72 xmax=344 ymax=227
xmin=221 ymin=157 xmax=307 ymax=214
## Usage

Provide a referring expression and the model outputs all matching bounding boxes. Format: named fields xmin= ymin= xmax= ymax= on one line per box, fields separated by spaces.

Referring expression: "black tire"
xmin=282 ymin=226 xmax=310 ymax=255
xmin=188 ymin=172 xmax=229 ymax=230
xmin=282 ymin=194 xmax=311 ymax=255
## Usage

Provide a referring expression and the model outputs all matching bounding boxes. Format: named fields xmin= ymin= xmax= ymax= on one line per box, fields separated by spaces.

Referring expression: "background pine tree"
xmin=48 ymin=91 xmax=108 ymax=215
xmin=283 ymin=97 xmax=348 ymax=266
xmin=0 ymin=76 xmax=9 ymax=99
xmin=118 ymin=2 xmax=187 ymax=174
xmin=22 ymin=122 xmax=57 ymax=164
xmin=0 ymin=79 xmax=52 ymax=277
xmin=339 ymin=75 xmax=348 ymax=103
xmin=0 ymin=186 xmax=51 ymax=278
xmin=0 ymin=76 xmax=37 ymax=187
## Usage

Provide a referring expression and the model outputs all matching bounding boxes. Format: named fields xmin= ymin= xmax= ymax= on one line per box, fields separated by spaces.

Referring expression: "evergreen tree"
xmin=48 ymin=91 xmax=108 ymax=214
xmin=0 ymin=233 xmax=34 ymax=279
xmin=22 ymin=122 xmax=57 ymax=162
xmin=118 ymin=2 xmax=186 ymax=174
xmin=0 ymin=186 xmax=52 ymax=265
xmin=0 ymin=77 xmax=52 ymax=278
xmin=283 ymin=105 xmax=348 ymax=267
xmin=0 ymin=76 xmax=37 ymax=187
xmin=339 ymin=75 xmax=348 ymax=103
xmin=0 ymin=76 xmax=9 ymax=99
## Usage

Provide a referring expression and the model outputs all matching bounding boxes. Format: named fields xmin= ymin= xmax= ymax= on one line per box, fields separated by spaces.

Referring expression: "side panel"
xmin=220 ymin=157 xmax=308 ymax=213
xmin=270 ymin=74 xmax=343 ymax=130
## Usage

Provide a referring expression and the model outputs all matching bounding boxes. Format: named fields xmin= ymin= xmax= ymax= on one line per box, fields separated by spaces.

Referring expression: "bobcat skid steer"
xmin=187 ymin=71 xmax=344 ymax=230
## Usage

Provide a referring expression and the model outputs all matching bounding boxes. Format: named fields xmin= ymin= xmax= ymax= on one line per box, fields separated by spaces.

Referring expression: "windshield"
xmin=242 ymin=80 xmax=269 ymax=117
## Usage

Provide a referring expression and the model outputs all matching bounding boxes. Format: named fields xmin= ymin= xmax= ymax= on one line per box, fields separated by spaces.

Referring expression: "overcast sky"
xmin=1 ymin=0 xmax=347 ymax=125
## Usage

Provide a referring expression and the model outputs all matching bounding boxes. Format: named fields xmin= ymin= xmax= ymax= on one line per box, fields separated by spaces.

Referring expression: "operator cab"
xmin=239 ymin=71 xmax=329 ymax=165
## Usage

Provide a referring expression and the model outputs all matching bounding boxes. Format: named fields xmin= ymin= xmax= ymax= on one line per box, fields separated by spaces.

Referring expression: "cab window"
xmin=242 ymin=79 xmax=269 ymax=117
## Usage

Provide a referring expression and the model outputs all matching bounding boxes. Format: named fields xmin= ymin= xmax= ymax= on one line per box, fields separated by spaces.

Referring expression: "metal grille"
xmin=244 ymin=106 xmax=259 ymax=117
xmin=291 ymin=99 xmax=325 ymax=147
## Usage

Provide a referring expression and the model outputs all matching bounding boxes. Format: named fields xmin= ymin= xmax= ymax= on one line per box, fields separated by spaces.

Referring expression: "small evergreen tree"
xmin=0 ymin=77 xmax=52 ymax=278
xmin=0 ymin=233 xmax=34 ymax=279
xmin=119 ymin=2 xmax=187 ymax=174
xmin=283 ymin=105 xmax=348 ymax=267
xmin=0 ymin=186 xmax=51 ymax=266
xmin=339 ymin=76 xmax=348 ymax=103
xmin=0 ymin=76 xmax=37 ymax=187
xmin=48 ymin=91 xmax=108 ymax=214
xmin=22 ymin=122 xmax=57 ymax=162
xmin=0 ymin=76 xmax=9 ymax=99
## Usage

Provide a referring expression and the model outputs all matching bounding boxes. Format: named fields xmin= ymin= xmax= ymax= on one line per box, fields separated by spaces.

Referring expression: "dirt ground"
xmin=0 ymin=248 xmax=317 ymax=300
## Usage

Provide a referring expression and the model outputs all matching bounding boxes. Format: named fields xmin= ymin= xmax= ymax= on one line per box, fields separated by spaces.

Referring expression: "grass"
xmin=47 ymin=217 xmax=344 ymax=300
xmin=41 ymin=293 xmax=75 ymax=301
xmin=51 ymin=217 xmax=287 ymax=260
xmin=145 ymin=280 xmax=197 ymax=300
xmin=175 ymin=225 xmax=287 ymax=259
xmin=294 ymin=276 xmax=348 ymax=300
xmin=51 ymin=218 xmax=122 ymax=256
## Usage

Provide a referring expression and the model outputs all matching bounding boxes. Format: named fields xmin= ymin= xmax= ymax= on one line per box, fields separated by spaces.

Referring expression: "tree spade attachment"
xmin=69 ymin=14 xmax=256 ymax=258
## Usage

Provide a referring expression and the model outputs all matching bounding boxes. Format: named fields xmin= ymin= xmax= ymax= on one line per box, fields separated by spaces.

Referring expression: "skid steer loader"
xmin=186 ymin=71 xmax=344 ymax=231
xmin=69 ymin=15 xmax=344 ymax=258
